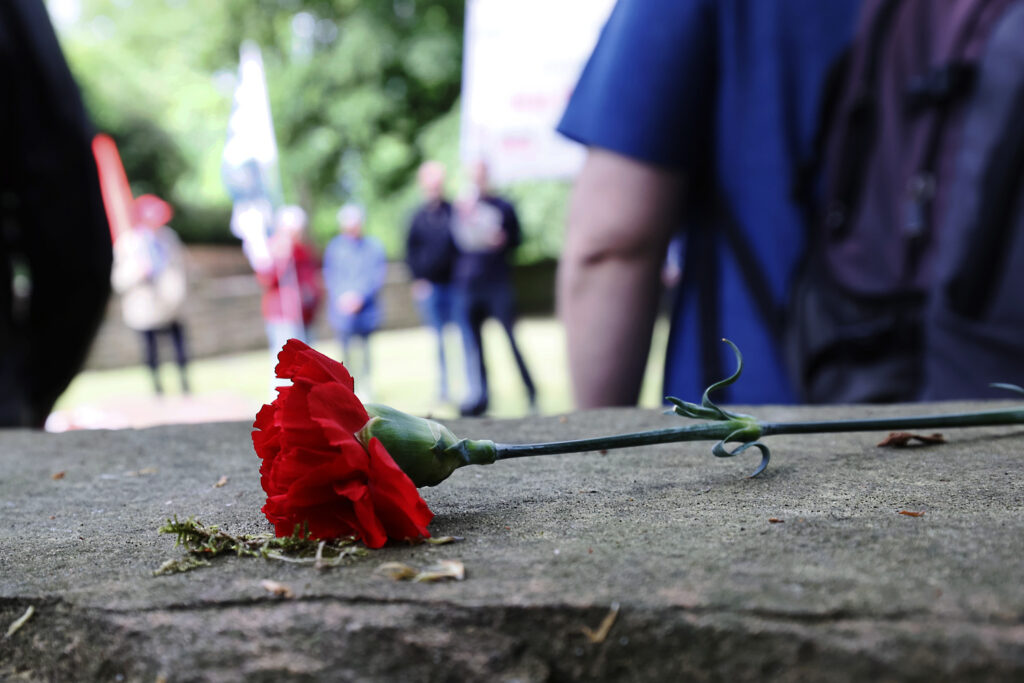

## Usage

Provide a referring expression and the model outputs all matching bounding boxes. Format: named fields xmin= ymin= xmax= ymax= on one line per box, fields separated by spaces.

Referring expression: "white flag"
xmin=222 ymin=41 xmax=281 ymax=271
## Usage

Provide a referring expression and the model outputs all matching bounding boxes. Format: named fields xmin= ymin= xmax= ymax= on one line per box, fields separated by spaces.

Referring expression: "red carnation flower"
xmin=252 ymin=339 xmax=433 ymax=548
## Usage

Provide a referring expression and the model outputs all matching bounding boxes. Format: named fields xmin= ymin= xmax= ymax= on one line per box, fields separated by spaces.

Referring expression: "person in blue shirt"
xmin=557 ymin=0 xmax=859 ymax=408
xmin=322 ymin=204 xmax=387 ymax=394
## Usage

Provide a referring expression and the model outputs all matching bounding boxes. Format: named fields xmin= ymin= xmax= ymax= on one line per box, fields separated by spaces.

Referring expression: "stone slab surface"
xmin=1 ymin=403 xmax=1023 ymax=681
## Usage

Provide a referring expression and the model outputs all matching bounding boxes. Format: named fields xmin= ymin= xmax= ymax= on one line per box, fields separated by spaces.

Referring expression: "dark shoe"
xmin=459 ymin=398 xmax=488 ymax=417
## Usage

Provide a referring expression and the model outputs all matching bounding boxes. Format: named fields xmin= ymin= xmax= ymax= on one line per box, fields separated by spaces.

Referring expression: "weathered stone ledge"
xmin=2 ymin=404 xmax=1023 ymax=680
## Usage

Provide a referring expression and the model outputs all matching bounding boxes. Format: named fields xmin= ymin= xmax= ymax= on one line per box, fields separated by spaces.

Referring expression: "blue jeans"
xmin=414 ymin=283 xmax=453 ymax=400
xmin=452 ymin=279 xmax=535 ymax=415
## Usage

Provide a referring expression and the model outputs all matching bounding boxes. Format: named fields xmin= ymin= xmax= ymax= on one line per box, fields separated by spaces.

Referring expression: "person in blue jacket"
xmin=322 ymin=204 xmax=387 ymax=394
xmin=557 ymin=0 xmax=859 ymax=408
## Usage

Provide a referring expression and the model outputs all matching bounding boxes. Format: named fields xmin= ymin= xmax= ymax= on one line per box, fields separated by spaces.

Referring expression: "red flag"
xmin=91 ymin=133 xmax=134 ymax=242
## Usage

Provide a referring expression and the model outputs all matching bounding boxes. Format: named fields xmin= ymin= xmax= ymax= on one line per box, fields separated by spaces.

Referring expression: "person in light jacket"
xmin=111 ymin=195 xmax=190 ymax=395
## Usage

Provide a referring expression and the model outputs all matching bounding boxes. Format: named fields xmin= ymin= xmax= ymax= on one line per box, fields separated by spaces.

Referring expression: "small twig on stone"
xmin=314 ymin=540 xmax=326 ymax=570
xmin=582 ymin=602 xmax=620 ymax=644
xmin=4 ymin=606 xmax=34 ymax=639
xmin=152 ymin=557 xmax=212 ymax=576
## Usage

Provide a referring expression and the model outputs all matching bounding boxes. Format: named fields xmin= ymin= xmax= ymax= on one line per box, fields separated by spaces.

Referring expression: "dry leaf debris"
xmin=375 ymin=559 xmax=465 ymax=582
xmin=424 ymin=535 xmax=462 ymax=545
xmin=260 ymin=579 xmax=295 ymax=598
xmin=878 ymin=432 xmax=946 ymax=448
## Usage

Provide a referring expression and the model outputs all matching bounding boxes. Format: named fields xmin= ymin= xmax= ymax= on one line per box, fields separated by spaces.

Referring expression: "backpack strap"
xmin=791 ymin=47 xmax=852 ymax=223
xmin=825 ymin=0 xmax=905 ymax=240
xmin=677 ymin=214 xmax=725 ymax=394
xmin=945 ymin=41 xmax=1024 ymax=318
xmin=904 ymin=0 xmax=1007 ymax=258
xmin=716 ymin=195 xmax=786 ymax=345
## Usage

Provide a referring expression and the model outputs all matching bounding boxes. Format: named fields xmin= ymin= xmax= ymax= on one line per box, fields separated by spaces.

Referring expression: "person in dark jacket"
xmin=405 ymin=161 xmax=458 ymax=403
xmin=451 ymin=160 xmax=536 ymax=416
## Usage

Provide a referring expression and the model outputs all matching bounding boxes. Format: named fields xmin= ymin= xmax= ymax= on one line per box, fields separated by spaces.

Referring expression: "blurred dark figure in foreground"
xmin=323 ymin=203 xmax=387 ymax=396
xmin=111 ymin=195 xmax=190 ymax=395
xmin=256 ymin=205 xmax=322 ymax=355
xmin=451 ymin=160 xmax=536 ymax=416
xmin=406 ymin=161 xmax=458 ymax=404
xmin=557 ymin=0 xmax=858 ymax=408
xmin=0 ymin=0 xmax=112 ymax=427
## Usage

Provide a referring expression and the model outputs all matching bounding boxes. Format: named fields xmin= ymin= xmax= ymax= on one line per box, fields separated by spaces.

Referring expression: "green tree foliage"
xmin=56 ymin=0 xmax=567 ymax=260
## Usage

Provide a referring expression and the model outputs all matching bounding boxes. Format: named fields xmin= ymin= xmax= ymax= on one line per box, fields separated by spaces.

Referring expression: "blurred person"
xmin=557 ymin=0 xmax=859 ymax=408
xmin=0 ymin=0 xmax=113 ymax=427
xmin=111 ymin=195 xmax=190 ymax=395
xmin=405 ymin=160 xmax=458 ymax=403
xmin=322 ymin=203 xmax=387 ymax=395
xmin=451 ymin=160 xmax=537 ymax=417
xmin=256 ymin=205 xmax=321 ymax=355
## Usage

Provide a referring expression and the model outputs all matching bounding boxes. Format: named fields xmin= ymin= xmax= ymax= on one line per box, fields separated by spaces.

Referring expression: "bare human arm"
xmin=557 ymin=147 xmax=684 ymax=408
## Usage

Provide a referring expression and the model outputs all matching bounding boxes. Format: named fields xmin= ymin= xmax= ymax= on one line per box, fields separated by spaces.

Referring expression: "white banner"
xmin=222 ymin=41 xmax=280 ymax=271
xmin=460 ymin=0 xmax=616 ymax=185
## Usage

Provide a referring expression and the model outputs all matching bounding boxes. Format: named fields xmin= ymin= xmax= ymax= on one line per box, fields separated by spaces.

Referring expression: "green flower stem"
xmin=494 ymin=407 xmax=1024 ymax=460
xmin=495 ymin=420 xmax=746 ymax=459
xmin=493 ymin=340 xmax=1024 ymax=477
xmin=759 ymin=407 xmax=1024 ymax=437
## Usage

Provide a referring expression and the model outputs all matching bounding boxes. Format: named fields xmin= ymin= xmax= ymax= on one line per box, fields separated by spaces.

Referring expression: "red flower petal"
xmin=253 ymin=403 xmax=277 ymax=433
xmin=275 ymin=339 xmax=356 ymax=390
xmin=252 ymin=344 xmax=434 ymax=548
xmin=307 ymin=381 xmax=372 ymax=440
xmin=365 ymin=438 xmax=433 ymax=541
xmin=278 ymin=387 xmax=336 ymax=452
xmin=343 ymin=481 xmax=389 ymax=548
xmin=252 ymin=405 xmax=281 ymax=454
xmin=307 ymin=509 xmax=357 ymax=541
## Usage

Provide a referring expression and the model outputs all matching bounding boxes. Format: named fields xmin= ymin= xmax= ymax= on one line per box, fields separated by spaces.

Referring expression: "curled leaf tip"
xmin=990 ymin=383 xmax=1024 ymax=396
xmin=709 ymin=423 xmax=770 ymax=477
xmin=712 ymin=438 xmax=771 ymax=478
xmin=697 ymin=339 xmax=745 ymax=420
xmin=666 ymin=395 xmax=727 ymax=421
xmin=668 ymin=340 xmax=753 ymax=423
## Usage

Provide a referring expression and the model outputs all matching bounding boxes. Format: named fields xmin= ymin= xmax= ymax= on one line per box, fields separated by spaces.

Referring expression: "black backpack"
xmin=785 ymin=0 xmax=1024 ymax=403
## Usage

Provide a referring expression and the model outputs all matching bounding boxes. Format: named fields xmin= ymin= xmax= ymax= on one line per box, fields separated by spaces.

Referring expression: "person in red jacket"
xmin=256 ymin=205 xmax=322 ymax=355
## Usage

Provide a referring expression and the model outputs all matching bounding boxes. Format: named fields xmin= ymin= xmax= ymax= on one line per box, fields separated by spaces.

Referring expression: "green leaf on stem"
xmin=666 ymin=339 xmax=752 ymax=422
xmin=991 ymin=383 xmax=1024 ymax=396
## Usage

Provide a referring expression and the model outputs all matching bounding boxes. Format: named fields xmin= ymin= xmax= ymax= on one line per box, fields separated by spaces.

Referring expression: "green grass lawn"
xmin=56 ymin=316 xmax=670 ymax=421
